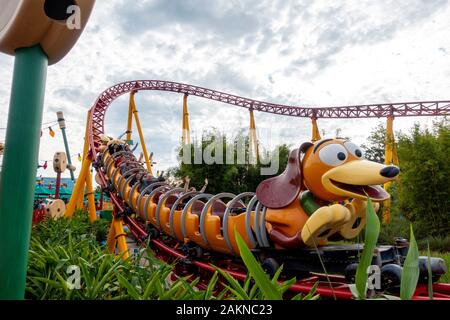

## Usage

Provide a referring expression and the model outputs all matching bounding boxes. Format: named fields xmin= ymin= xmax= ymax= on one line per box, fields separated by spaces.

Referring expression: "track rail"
xmin=87 ymin=80 xmax=450 ymax=158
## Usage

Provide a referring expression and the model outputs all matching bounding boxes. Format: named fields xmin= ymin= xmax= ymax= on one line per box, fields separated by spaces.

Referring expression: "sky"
xmin=0 ymin=0 xmax=449 ymax=180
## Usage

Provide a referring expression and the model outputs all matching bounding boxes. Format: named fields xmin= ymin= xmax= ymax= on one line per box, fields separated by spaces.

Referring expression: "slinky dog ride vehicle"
xmin=95 ymin=136 xmax=447 ymax=294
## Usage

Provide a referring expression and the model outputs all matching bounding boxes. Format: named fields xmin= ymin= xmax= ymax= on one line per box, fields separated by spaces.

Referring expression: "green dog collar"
xmin=300 ymin=190 xmax=321 ymax=215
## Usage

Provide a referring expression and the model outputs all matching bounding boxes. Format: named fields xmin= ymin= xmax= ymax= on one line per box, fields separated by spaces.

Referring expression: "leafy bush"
xmin=27 ymin=212 xmax=213 ymax=300
xmin=363 ymin=120 xmax=449 ymax=241
xmin=378 ymin=186 xmax=410 ymax=244
xmin=27 ymin=212 xmax=318 ymax=300
xmin=417 ymin=236 xmax=450 ymax=253
xmin=395 ymin=121 xmax=450 ymax=238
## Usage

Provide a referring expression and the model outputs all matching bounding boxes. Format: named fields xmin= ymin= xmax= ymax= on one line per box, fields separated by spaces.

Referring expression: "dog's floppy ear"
xmin=256 ymin=142 xmax=314 ymax=209
xmin=256 ymin=148 xmax=302 ymax=209
xmin=300 ymin=141 xmax=313 ymax=154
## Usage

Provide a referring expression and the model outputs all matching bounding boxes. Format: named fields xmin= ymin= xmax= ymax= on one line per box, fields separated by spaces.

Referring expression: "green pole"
xmin=61 ymin=128 xmax=75 ymax=181
xmin=0 ymin=45 xmax=48 ymax=299
xmin=57 ymin=111 xmax=75 ymax=181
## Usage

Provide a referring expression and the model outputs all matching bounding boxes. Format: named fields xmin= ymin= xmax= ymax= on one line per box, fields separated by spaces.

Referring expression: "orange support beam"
xmin=249 ymin=108 xmax=259 ymax=162
xmin=129 ymin=92 xmax=153 ymax=174
xmin=311 ymin=117 xmax=321 ymax=142
xmin=126 ymin=92 xmax=134 ymax=143
xmin=182 ymin=94 xmax=191 ymax=145
xmin=382 ymin=115 xmax=399 ymax=224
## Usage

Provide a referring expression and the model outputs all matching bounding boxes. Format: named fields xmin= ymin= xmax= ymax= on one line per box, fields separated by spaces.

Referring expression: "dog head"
xmin=256 ymin=138 xmax=399 ymax=208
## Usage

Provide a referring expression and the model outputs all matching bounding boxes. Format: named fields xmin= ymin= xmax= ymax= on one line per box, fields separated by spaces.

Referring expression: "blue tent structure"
xmin=58 ymin=186 xmax=72 ymax=199
xmin=34 ymin=184 xmax=51 ymax=199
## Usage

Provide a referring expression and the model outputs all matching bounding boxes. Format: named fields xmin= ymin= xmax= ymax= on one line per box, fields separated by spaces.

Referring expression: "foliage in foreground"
xmin=27 ymin=212 xmax=219 ymax=299
xmin=27 ymin=212 xmax=317 ymax=300
xmin=228 ymin=230 xmax=319 ymax=300
xmin=354 ymin=197 xmax=380 ymax=299
xmin=350 ymin=197 xmax=423 ymax=300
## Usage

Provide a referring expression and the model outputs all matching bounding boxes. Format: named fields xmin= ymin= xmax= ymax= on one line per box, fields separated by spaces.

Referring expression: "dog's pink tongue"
xmin=362 ymin=185 xmax=387 ymax=199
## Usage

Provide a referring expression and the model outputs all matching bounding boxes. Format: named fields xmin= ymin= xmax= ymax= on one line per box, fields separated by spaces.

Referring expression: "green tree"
xmin=361 ymin=122 xmax=386 ymax=164
xmin=395 ymin=120 xmax=450 ymax=237
xmin=169 ymin=129 xmax=290 ymax=194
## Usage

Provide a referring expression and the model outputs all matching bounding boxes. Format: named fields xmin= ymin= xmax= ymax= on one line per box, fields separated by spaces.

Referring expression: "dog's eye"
xmin=344 ymin=141 xmax=364 ymax=158
xmin=319 ymin=144 xmax=348 ymax=166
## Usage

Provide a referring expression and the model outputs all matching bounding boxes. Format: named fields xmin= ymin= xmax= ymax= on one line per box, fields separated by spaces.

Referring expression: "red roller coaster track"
xmin=88 ymin=80 xmax=450 ymax=158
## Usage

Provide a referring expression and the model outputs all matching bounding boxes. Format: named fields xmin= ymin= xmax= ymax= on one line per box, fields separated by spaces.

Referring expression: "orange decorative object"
xmin=49 ymin=126 xmax=55 ymax=137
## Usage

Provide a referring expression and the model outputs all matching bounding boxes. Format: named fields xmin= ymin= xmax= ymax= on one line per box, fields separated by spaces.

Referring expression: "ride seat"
xmin=229 ymin=201 xmax=246 ymax=214
xmin=165 ymin=195 xmax=179 ymax=209
xmin=211 ymin=200 xmax=227 ymax=221
xmin=212 ymin=200 xmax=246 ymax=222
xmin=152 ymin=192 xmax=163 ymax=203
xmin=191 ymin=201 xmax=205 ymax=216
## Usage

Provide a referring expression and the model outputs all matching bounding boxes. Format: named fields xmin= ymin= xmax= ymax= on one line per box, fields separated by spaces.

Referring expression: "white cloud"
xmin=0 ymin=0 xmax=449 ymax=180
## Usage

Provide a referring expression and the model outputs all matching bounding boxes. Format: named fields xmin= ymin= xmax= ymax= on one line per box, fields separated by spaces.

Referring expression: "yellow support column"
xmin=107 ymin=216 xmax=129 ymax=260
xmin=130 ymin=92 xmax=153 ymax=174
xmin=65 ymin=156 xmax=92 ymax=218
xmin=382 ymin=115 xmax=399 ymax=224
xmin=67 ymin=111 xmax=92 ymax=218
xmin=311 ymin=117 xmax=321 ymax=142
xmin=106 ymin=216 xmax=129 ymax=260
xmin=76 ymin=111 xmax=92 ymax=209
xmin=106 ymin=221 xmax=117 ymax=253
xmin=249 ymin=108 xmax=259 ymax=162
xmin=126 ymin=93 xmax=134 ymax=142
xmin=75 ymin=188 xmax=85 ymax=210
xmin=182 ymin=94 xmax=191 ymax=145
xmin=85 ymin=169 xmax=97 ymax=222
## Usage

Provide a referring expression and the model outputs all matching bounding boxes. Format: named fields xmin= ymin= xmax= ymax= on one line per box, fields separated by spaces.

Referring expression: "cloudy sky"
xmin=1 ymin=0 xmax=449 ymax=180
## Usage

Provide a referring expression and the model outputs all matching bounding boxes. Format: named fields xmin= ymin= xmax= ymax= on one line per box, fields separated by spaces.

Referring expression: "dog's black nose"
xmin=380 ymin=166 xmax=400 ymax=178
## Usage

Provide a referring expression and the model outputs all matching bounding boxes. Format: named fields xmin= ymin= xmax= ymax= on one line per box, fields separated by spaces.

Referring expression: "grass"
xmin=27 ymin=211 xmax=218 ymax=299
xmin=26 ymin=211 xmax=318 ymax=300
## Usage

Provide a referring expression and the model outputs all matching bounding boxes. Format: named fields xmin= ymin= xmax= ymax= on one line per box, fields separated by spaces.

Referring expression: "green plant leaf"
xmin=204 ymin=271 xmax=219 ymax=299
xmin=92 ymin=257 xmax=124 ymax=298
xmin=355 ymin=197 xmax=380 ymax=299
xmin=215 ymin=287 xmax=229 ymax=300
xmin=348 ymin=284 xmax=359 ymax=299
xmin=277 ymin=277 xmax=297 ymax=295
xmin=116 ymin=272 xmax=141 ymax=299
xmin=400 ymin=224 xmax=420 ymax=300
xmin=214 ymin=266 xmax=249 ymax=300
xmin=270 ymin=264 xmax=284 ymax=284
xmin=234 ymin=230 xmax=282 ymax=300
xmin=301 ymin=281 xmax=320 ymax=300
xmin=142 ymin=270 xmax=162 ymax=299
